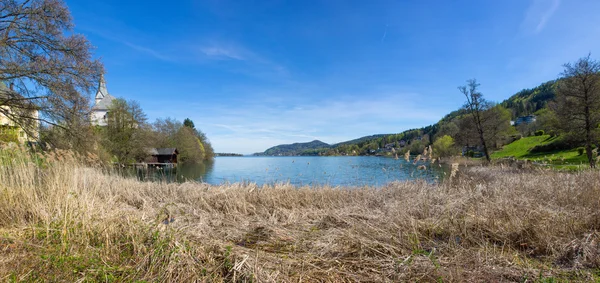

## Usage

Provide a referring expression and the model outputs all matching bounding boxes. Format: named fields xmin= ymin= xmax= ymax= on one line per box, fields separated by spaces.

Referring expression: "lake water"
xmin=142 ymin=156 xmax=447 ymax=187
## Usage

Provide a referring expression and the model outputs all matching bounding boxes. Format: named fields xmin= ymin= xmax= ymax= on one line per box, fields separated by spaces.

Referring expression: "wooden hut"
xmin=146 ymin=148 xmax=178 ymax=164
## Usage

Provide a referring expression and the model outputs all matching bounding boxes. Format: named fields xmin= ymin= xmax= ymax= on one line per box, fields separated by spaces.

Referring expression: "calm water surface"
xmin=165 ymin=156 xmax=447 ymax=187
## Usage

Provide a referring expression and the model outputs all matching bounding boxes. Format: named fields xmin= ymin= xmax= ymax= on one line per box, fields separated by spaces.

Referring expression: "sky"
xmin=65 ymin=0 xmax=600 ymax=154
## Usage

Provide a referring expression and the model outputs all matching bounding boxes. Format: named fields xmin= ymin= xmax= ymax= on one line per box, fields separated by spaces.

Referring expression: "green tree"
xmin=551 ymin=55 xmax=600 ymax=168
xmin=482 ymin=105 xmax=514 ymax=149
xmin=101 ymin=99 xmax=149 ymax=163
xmin=173 ymin=126 xmax=205 ymax=163
xmin=182 ymin=118 xmax=214 ymax=160
xmin=183 ymin=118 xmax=195 ymax=129
xmin=433 ymin=135 xmax=456 ymax=158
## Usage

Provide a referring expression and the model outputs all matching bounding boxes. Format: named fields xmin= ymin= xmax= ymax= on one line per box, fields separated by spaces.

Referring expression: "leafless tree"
xmin=459 ymin=79 xmax=492 ymax=162
xmin=0 ymin=0 xmax=103 ymax=140
xmin=552 ymin=54 xmax=600 ymax=168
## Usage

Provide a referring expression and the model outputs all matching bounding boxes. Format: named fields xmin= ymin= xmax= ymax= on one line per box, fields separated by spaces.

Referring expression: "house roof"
xmin=91 ymin=93 xmax=115 ymax=110
xmin=147 ymin=148 xmax=178 ymax=156
xmin=156 ymin=148 xmax=178 ymax=155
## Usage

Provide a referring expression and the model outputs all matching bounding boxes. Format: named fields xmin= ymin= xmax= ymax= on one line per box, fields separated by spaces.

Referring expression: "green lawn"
xmin=491 ymin=135 xmax=590 ymax=168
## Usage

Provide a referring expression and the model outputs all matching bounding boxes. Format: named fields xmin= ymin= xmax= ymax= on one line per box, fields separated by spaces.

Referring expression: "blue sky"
xmin=66 ymin=0 xmax=600 ymax=154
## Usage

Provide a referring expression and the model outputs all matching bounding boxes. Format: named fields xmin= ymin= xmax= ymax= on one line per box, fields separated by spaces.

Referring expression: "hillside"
xmin=258 ymin=79 xmax=564 ymax=157
xmin=332 ymin=134 xmax=386 ymax=147
xmin=257 ymin=140 xmax=330 ymax=156
xmin=501 ymin=79 xmax=558 ymax=119
xmin=491 ymin=135 xmax=588 ymax=168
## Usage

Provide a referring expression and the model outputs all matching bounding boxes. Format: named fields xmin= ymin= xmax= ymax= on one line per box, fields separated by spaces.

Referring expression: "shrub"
xmin=530 ymin=139 xmax=573 ymax=153
xmin=433 ymin=135 xmax=456 ymax=158
xmin=534 ymin=130 xmax=545 ymax=136
xmin=547 ymin=130 xmax=557 ymax=137
xmin=509 ymin=134 xmax=522 ymax=143
xmin=466 ymin=150 xmax=475 ymax=158
xmin=577 ymin=147 xmax=585 ymax=155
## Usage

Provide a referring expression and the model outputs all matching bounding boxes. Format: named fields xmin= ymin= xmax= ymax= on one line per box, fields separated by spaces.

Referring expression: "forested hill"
xmin=501 ymin=79 xmax=558 ymax=119
xmin=332 ymin=134 xmax=386 ymax=147
xmin=256 ymin=140 xmax=331 ymax=156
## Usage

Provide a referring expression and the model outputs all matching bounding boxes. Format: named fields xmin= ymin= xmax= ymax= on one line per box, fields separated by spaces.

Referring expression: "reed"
xmin=1 ymin=147 xmax=599 ymax=282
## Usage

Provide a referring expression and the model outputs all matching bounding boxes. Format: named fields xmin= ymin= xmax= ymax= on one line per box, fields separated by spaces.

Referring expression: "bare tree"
xmin=552 ymin=54 xmax=600 ymax=168
xmin=0 ymin=0 xmax=103 ymax=139
xmin=459 ymin=79 xmax=492 ymax=162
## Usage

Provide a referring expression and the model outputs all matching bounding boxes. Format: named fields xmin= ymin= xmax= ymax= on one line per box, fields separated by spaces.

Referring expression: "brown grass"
xmin=1 ymin=147 xmax=600 ymax=282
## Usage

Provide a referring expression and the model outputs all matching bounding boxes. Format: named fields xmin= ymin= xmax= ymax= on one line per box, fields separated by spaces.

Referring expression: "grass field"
xmin=491 ymin=135 xmax=590 ymax=169
xmin=2 ymin=147 xmax=600 ymax=281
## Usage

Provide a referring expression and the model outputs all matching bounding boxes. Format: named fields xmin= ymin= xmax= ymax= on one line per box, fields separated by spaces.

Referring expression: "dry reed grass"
xmin=1 ymin=147 xmax=600 ymax=282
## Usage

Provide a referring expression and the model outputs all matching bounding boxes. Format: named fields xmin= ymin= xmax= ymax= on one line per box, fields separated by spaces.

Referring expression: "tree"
xmin=173 ymin=126 xmax=205 ymax=163
xmin=183 ymin=118 xmax=195 ymax=129
xmin=0 ymin=0 xmax=103 ymax=137
xmin=101 ymin=99 xmax=149 ymax=163
xmin=151 ymin=118 xmax=182 ymax=148
xmin=551 ymin=55 xmax=600 ymax=168
xmin=459 ymin=79 xmax=492 ymax=162
xmin=482 ymin=105 xmax=513 ymax=149
xmin=432 ymin=135 xmax=456 ymax=159
xmin=434 ymin=121 xmax=459 ymax=141
xmin=182 ymin=117 xmax=214 ymax=160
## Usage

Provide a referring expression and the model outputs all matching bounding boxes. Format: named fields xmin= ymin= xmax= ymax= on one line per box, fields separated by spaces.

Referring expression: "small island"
xmin=214 ymin=153 xmax=244 ymax=157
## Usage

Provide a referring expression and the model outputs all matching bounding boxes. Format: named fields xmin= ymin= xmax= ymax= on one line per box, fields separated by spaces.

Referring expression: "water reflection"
xmin=124 ymin=156 xmax=448 ymax=187
xmin=126 ymin=161 xmax=214 ymax=183
xmin=176 ymin=161 xmax=214 ymax=182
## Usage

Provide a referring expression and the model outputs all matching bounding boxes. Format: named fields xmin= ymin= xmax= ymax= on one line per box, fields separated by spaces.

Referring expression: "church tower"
xmin=95 ymin=74 xmax=109 ymax=104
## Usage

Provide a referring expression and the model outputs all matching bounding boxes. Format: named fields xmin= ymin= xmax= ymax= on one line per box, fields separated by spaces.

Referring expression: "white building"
xmin=0 ymin=83 xmax=39 ymax=143
xmin=91 ymin=75 xmax=115 ymax=126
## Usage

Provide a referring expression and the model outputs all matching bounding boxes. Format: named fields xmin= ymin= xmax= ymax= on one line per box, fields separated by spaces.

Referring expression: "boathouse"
xmin=146 ymin=148 xmax=178 ymax=164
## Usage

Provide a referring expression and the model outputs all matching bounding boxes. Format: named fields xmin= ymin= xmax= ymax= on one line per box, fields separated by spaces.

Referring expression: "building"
xmin=146 ymin=148 xmax=179 ymax=164
xmin=91 ymin=75 xmax=116 ymax=126
xmin=514 ymin=115 xmax=537 ymax=126
xmin=0 ymin=83 xmax=39 ymax=144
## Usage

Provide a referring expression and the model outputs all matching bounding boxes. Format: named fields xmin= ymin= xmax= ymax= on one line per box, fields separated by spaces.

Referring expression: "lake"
xmin=138 ymin=156 xmax=448 ymax=187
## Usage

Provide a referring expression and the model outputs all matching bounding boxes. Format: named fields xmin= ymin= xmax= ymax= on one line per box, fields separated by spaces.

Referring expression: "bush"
xmin=547 ymin=130 xmax=557 ymax=137
xmin=530 ymin=139 xmax=573 ymax=153
xmin=432 ymin=135 xmax=456 ymax=158
xmin=534 ymin=130 xmax=545 ymax=136
xmin=578 ymin=147 xmax=585 ymax=156
xmin=466 ymin=150 xmax=475 ymax=158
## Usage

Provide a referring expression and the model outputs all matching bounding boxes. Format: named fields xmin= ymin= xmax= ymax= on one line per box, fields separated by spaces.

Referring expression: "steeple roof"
xmin=92 ymin=74 xmax=115 ymax=111
xmin=95 ymin=74 xmax=109 ymax=100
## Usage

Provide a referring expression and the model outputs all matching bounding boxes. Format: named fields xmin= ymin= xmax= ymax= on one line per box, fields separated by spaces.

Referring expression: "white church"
xmin=91 ymin=75 xmax=115 ymax=126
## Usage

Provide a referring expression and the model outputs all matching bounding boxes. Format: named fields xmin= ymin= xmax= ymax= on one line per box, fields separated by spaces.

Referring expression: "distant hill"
xmin=257 ymin=79 xmax=563 ymax=156
xmin=257 ymin=140 xmax=331 ymax=156
xmin=332 ymin=134 xmax=386 ymax=147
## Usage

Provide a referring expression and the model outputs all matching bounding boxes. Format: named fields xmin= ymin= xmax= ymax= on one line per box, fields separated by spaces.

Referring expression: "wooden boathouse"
xmin=145 ymin=148 xmax=178 ymax=167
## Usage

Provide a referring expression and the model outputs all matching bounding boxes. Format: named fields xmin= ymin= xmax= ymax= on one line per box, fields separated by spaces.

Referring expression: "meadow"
xmin=1 ymin=147 xmax=600 ymax=282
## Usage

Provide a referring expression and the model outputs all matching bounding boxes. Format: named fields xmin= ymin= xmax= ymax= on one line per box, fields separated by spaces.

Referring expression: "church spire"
xmin=95 ymin=74 xmax=108 ymax=104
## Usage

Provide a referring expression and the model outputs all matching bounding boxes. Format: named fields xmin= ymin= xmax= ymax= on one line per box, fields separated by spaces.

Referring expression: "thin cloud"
xmin=200 ymin=45 xmax=246 ymax=60
xmin=381 ymin=24 xmax=388 ymax=42
xmin=175 ymin=92 xmax=446 ymax=153
xmin=522 ymin=0 xmax=560 ymax=34
xmin=123 ymin=41 xmax=173 ymax=61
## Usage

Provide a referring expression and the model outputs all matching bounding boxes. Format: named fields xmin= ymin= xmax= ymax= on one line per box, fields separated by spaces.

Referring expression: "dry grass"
xmin=1 ymin=147 xmax=600 ymax=282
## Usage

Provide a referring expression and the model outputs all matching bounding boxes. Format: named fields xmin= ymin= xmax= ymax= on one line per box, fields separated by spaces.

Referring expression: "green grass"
xmin=491 ymin=135 xmax=590 ymax=168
